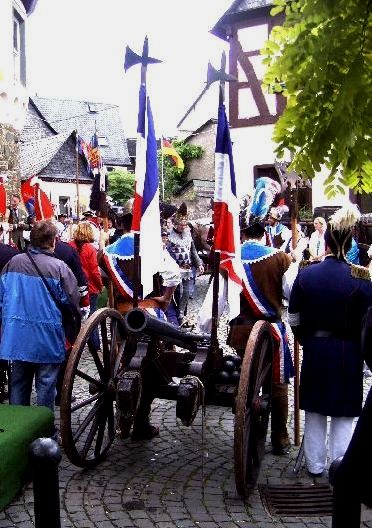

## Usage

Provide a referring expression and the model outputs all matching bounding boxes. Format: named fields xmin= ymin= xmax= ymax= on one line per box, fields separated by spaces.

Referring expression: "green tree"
xmin=262 ymin=0 xmax=372 ymax=196
xmin=108 ymin=169 xmax=135 ymax=204
xmin=158 ymin=140 xmax=204 ymax=200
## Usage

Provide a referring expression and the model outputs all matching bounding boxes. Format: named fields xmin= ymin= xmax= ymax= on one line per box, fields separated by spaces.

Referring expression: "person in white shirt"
xmin=308 ymin=217 xmax=327 ymax=262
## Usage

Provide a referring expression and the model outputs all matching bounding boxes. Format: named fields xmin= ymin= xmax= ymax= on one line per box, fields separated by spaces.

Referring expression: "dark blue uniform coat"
xmin=289 ymin=257 xmax=372 ymax=417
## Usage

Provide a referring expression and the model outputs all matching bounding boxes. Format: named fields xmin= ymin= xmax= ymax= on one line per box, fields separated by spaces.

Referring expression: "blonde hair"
xmin=73 ymin=222 xmax=95 ymax=243
xmin=314 ymin=216 xmax=326 ymax=227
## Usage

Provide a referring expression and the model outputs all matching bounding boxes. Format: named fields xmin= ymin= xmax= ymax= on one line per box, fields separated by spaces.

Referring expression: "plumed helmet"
xmin=174 ymin=202 xmax=188 ymax=225
xmin=241 ymin=177 xmax=282 ymax=236
xmin=324 ymin=204 xmax=361 ymax=260
xmin=159 ymin=202 xmax=177 ymax=221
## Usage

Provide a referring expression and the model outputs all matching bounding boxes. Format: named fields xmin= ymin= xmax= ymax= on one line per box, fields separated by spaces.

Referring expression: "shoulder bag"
xmin=26 ymin=251 xmax=81 ymax=344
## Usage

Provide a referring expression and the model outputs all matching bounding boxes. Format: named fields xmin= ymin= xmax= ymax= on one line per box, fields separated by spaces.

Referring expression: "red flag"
xmin=35 ymin=184 xmax=54 ymax=220
xmin=21 ymin=177 xmax=54 ymax=220
xmin=0 ymin=176 xmax=7 ymax=216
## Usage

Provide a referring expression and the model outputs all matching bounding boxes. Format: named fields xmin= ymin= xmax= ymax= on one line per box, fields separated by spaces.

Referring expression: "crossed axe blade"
xmin=206 ymin=61 xmax=237 ymax=86
xmin=124 ymin=36 xmax=162 ymax=72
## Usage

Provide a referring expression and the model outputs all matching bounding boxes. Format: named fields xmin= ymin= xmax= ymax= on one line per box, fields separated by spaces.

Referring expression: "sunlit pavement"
xmin=1 ymin=274 xmax=372 ymax=527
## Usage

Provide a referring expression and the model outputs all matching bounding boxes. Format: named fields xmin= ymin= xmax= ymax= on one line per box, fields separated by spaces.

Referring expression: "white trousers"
xmin=304 ymin=411 xmax=354 ymax=474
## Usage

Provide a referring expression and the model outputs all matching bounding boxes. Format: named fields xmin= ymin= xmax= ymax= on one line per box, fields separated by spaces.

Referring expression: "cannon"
xmin=124 ymin=307 xmax=210 ymax=352
xmin=60 ymin=301 xmax=274 ymax=497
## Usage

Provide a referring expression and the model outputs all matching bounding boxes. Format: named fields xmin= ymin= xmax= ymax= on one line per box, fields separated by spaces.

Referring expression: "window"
xmin=97 ymin=136 xmax=108 ymax=147
xmin=59 ymin=196 xmax=71 ymax=216
xmin=13 ymin=10 xmax=25 ymax=85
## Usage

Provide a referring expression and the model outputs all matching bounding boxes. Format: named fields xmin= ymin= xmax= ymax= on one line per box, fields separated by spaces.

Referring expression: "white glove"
xmin=80 ymin=306 xmax=90 ymax=321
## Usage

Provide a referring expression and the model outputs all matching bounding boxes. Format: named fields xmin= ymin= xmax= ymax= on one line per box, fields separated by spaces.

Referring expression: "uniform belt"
xmin=232 ymin=315 xmax=280 ymax=325
xmin=311 ymin=330 xmax=355 ymax=339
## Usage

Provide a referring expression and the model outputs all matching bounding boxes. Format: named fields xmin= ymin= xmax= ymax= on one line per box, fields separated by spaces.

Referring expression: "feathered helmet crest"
xmin=241 ymin=177 xmax=282 ymax=234
xmin=325 ymin=204 xmax=361 ymax=260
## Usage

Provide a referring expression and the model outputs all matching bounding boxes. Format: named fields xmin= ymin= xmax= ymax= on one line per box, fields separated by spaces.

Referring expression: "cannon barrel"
xmin=124 ymin=308 xmax=210 ymax=350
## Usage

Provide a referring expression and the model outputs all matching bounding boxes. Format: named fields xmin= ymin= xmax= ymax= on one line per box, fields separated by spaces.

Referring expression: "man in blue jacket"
xmin=289 ymin=205 xmax=372 ymax=478
xmin=0 ymin=221 xmax=80 ymax=411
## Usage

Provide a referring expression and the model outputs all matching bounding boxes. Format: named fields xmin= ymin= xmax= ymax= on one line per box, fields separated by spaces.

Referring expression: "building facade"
xmin=179 ymin=0 xmax=353 ymax=214
xmin=0 ymin=0 xmax=37 ymax=196
xmin=20 ymin=96 xmax=131 ymax=216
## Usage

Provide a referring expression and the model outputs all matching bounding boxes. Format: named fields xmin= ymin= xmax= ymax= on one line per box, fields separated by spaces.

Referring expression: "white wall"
xmin=41 ymin=180 xmax=92 ymax=217
xmin=0 ymin=1 xmax=14 ymax=82
xmin=230 ymin=124 xmax=276 ymax=197
xmin=0 ymin=0 xmax=28 ymax=130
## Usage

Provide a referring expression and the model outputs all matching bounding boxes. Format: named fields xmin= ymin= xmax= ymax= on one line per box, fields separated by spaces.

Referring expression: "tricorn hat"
xmin=82 ymin=210 xmax=95 ymax=218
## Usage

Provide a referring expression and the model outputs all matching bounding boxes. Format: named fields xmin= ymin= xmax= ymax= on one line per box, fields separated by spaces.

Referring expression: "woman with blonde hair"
xmin=309 ymin=217 xmax=327 ymax=262
xmin=69 ymin=222 xmax=103 ymax=351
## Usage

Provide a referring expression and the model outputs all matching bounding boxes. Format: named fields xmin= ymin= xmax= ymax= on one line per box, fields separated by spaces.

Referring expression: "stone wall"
xmin=186 ymin=122 xmax=216 ymax=183
xmin=0 ymin=123 xmax=21 ymax=198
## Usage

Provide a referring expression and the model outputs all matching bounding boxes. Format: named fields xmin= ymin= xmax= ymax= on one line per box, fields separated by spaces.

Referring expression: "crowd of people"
xmin=0 ymin=187 xmax=371 ymax=479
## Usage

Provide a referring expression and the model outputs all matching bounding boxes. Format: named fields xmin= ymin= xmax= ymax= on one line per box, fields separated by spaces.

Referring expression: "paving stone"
xmin=3 ymin=275 xmax=372 ymax=528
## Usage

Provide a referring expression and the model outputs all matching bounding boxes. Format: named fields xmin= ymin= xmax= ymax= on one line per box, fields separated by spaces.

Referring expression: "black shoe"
xmin=308 ymin=470 xmax=324 ymax=479
xmin=272 ymin=444 xmax=291 ymax=456
xmin=131 ymin=423 xmax=159 ymax=441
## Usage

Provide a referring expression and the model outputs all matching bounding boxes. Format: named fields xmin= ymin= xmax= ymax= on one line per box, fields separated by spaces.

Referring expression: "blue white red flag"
xmin=213 ymin=102 xmax=243 ymax=321
xmin=131 ymin=84 xmax=162 ymax=296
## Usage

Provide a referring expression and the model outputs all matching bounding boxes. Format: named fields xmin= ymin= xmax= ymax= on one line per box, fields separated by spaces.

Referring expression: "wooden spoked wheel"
xmin=60 ymin=308 xmax=129 ymax=467
xmin=234 ymin=321 xmax=273 ymax=497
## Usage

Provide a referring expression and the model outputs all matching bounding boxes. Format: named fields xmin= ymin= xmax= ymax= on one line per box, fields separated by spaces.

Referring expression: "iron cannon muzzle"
xmin=124 ymin=307 xmax=210 ymax=350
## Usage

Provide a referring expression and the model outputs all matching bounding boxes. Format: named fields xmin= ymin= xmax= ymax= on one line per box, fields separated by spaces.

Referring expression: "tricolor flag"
xmin=198 ymin=102 xmax=243 ymax=333
xmin=213 ymin=102 xmax=243 ymax=321
xmin=131 ymin=83 xmax=162 ymax=296
xmin=76 ymin=133 xmax=90 ymax=170
xmin=162 ymin=139 xmax=184 ymax=170
xmin=21 ymin=176 xmax=54 ymax=220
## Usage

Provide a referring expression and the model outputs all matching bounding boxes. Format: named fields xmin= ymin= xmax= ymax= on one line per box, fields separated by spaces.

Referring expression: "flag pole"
xmin=75 ymin=130 xmax=80 ymax=219
xmin=124 ymin=36 xmax=162 ymax=308
xmin=132 ymin=48 xmax=149 ymax=308
xmin=290 ymin=178 xmax=300 ymax=447
xmin=160 ymin=135 xmax=165 ymax=201
xmin=210 ymin=52 xmax=229 ymax=362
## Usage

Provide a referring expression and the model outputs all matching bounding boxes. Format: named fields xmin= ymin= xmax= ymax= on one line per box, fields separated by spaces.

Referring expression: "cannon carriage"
xmin=59 ymin=295 xmax=275 ymax=497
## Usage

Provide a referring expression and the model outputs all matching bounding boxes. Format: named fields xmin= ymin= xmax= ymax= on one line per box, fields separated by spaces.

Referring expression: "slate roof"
xmin=29 ymin=96 xmax=130 ymax=167
xmin=211 ymin=0 xmax=273 ymax=40
xmin=20 ymin=131 xmax=72 ymax=178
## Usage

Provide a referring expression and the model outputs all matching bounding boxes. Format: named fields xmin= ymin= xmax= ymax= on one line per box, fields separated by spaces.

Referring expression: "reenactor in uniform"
xmin=288 ymin=205 xmax=372 ymax=477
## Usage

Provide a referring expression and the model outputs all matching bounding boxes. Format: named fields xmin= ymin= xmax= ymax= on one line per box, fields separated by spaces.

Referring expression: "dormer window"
xmin=97 ymin=136 xmax=108 ymax=147
xmin=88 ymin=103 xmax=97 ymax=113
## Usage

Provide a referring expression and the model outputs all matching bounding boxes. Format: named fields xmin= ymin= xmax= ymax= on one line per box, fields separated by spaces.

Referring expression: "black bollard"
xmin=29 ymin=437 xmax=62 ymax=528
xmin=329 ymin=457 xmax=361 ymax=528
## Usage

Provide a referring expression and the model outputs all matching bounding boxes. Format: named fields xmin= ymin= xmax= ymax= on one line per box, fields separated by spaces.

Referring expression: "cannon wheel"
xmin=60 ymin=308 xmax=129 ymax=468
xmin=234 ymin=320 xmax=273 ymax=497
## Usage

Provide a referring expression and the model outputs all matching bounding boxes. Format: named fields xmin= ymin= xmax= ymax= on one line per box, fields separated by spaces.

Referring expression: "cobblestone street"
xmin=1 ymin=275 xmax=372 ymax=528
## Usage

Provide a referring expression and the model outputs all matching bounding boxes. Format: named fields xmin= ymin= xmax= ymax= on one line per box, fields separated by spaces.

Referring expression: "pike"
xmin=177 ymin=60 xmax=236 ymax=130
xmin=208 ymin=53 xmax=237 ymax=361
xmin=124 ymin=37 xmax=162 ymax=307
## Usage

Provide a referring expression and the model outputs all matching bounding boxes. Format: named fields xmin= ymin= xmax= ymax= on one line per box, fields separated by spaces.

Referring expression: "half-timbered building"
xmin=179 ymin=0 xmax=352 ymax=215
